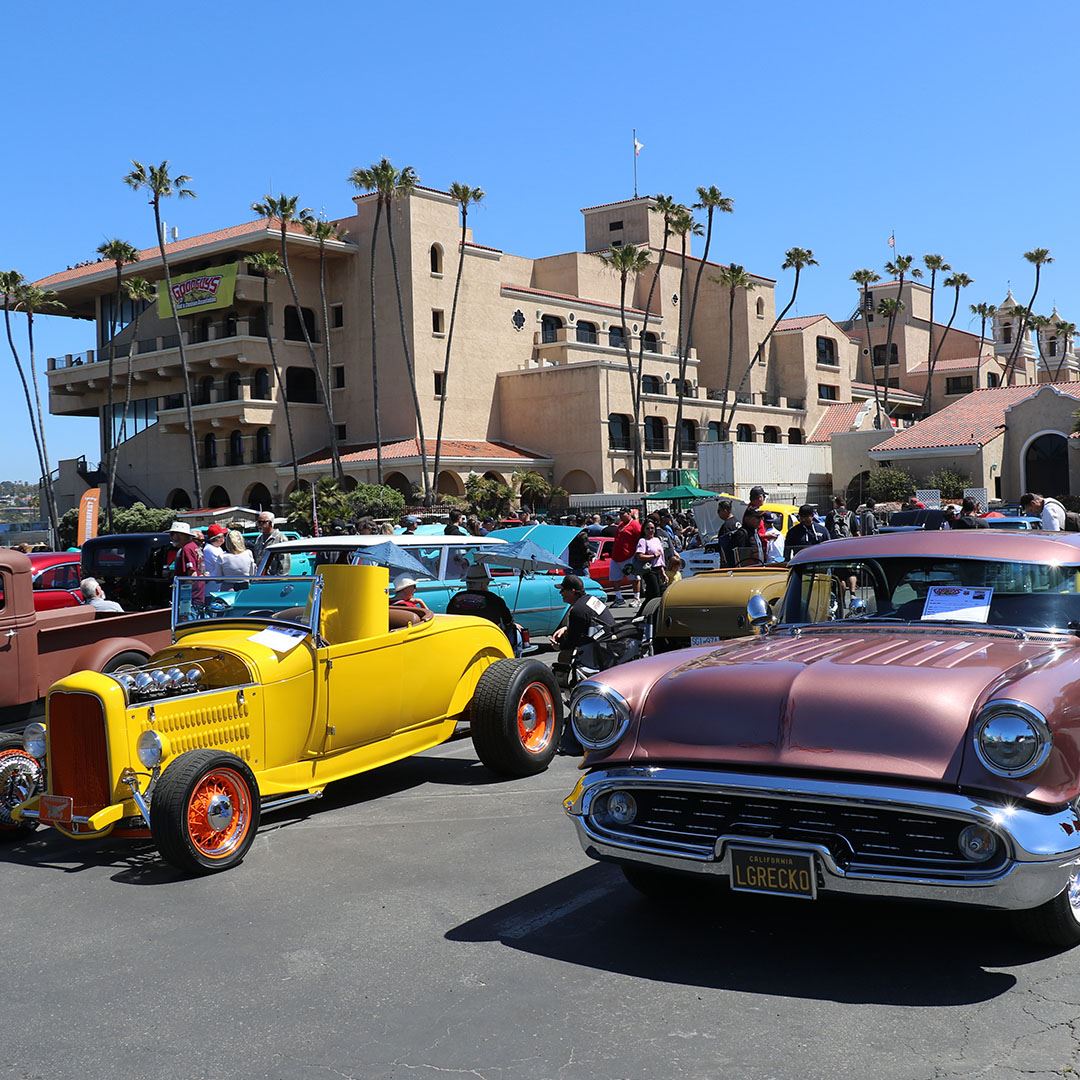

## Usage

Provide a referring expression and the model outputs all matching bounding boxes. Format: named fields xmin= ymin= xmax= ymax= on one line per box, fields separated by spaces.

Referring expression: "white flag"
xmin=634 ymin=138 xmax=644 ymax=156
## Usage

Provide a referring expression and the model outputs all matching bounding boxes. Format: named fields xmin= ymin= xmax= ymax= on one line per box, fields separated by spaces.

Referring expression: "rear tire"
xmin=101 ymin=651 xmax=148 ymax=674
xmin=151 ymin=750 xmax=260 ymax=875
xmin=0 ymin=733 xmax=42 ymax=841
xmin=470 ymin=659 xmax=562 ymax=777
xmin=1012 ymin=874 xmax=1080 ymax=948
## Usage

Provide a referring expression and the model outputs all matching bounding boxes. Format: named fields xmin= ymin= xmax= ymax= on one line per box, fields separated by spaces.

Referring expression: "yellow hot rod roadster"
xmin=4 ymin=564 xmax=562 ymax=874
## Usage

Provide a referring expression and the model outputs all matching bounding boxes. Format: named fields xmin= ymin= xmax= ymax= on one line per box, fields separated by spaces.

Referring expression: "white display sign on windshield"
xmin=921 ymin=586 xmax=993 ymax=624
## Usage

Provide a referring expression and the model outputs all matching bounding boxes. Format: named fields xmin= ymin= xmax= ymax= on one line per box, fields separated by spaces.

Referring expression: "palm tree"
xmin=432 ymin=182 xmax=484 ymax=504
xmin=251 ymin=194 xmax=343 ymax=483
xmin=599 ymin=243 xmax=653 ymax=489
xmin=95 ymin=238 xmax=139 ymax=528
xmin=923 ymin=271 xmax=972 ymax=413
xmin=14 ymin=285 xmax=65 ymax=538
xmin=301 ymin=215 xmax=346 ymax=424
xmin=970 ymin=302 xmax=997 ymax=390
xmin=880 ymin=254 xmax=923 ymax=414
xmin=726 ymin=247 xmax=818 ymax=432
xmin=1 ymin=270 xmax=52 ymax=536
xmin=348 ymin=159 xmax=428 ymax=499
xmin=1053 ymin=320 xmax=1077 ymax=383
xmin=921 ymin=254 xmax=950 ymax=400
xmin=710 ymin=264 xmax=757 ymax=439
xmin=851 ymin=268 xmax=882 ymax=427
xmin=669 ymin=206 xmax=703 ymax=468
xmin=107 ymin=276 xmax=154 ymax=516
xmin=1005 ymin=248 xmax=1053 ymax=385
xmin=244 ymin=252 xmax=299 ymax=491
xmin=876 ymin=296 xmax=905 ymax=420
xmin=1029 ymin=313 xmax=1052 ymax=384
xmin=122 ymin=161 xmax=202 ymax=505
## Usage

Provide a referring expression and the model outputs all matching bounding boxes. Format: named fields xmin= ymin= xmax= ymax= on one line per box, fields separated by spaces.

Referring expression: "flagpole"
xmin=632 ymin=128 xmax=638 ymax=198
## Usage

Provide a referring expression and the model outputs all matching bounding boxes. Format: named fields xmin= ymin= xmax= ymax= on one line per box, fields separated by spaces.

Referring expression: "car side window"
xmin=33 ymin=568 xmax=55 ymax=590
xmin=445 ymin=546 xmax=474 ymax=581
xmin=62 ymin=565 xmax=81 ymax=590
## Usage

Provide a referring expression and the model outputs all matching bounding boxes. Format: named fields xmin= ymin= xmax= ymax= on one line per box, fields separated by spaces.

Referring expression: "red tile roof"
xmin=907 ymin=355 xmax=999 ymax=375
xmin=34 ymin=218 xmax=321 ymax=289
xmin=501 ymin=283 xmax=649 ymax=316
xmin=299 ymin=438 xmax=551 ymax=469
xmin=774 ymin=314 xmax=828 ymax=332
xmin=871 ymin=385 xmax=1080 ymax=453
xmin=808 ymin=402 xmax=867 ymax=443
xmin=579 ymin=197 xmax=655 ymax=212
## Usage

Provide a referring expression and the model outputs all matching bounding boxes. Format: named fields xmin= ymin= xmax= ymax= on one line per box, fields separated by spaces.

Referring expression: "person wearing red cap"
xmin=203 ymin=522 xmax=228 ymax=577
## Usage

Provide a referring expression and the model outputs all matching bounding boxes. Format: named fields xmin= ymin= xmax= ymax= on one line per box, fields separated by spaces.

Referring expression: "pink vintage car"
xmin=564 ymin=530 xmax=1080 ymax=946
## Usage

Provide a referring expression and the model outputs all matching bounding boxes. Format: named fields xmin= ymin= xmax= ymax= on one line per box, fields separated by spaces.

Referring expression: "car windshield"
xmin=173 ymin=575 xmax=320 ymax=635
xmin=782 ymin=557 xmax=1080 ymax=632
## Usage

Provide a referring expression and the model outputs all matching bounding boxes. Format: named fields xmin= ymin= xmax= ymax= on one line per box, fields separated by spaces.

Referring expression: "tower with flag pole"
xmin=632 ymin=130 xmax=643 ymax=198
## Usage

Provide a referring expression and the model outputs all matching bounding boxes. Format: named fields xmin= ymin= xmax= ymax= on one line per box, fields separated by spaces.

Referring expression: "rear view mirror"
xmin=747 ymin=593 xmax=774 ymax=631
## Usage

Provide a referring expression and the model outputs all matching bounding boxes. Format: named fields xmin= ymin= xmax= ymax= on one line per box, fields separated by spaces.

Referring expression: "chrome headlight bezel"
xmin=136 ymin=729 xmax=164 ymax=769
xmin=973 ymin=700 xmax=1052 ymax=778
xmin=22 ymin=722 xmax=46 ymax=759
xmin=570 ymin=682 xmax=632 ymax=751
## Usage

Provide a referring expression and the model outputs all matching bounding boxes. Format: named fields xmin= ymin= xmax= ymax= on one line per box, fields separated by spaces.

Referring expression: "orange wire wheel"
xmin=184 ymin=767 xmax=253 ymax=860
xmin=516 ymin=681 xmax=556 ymax=754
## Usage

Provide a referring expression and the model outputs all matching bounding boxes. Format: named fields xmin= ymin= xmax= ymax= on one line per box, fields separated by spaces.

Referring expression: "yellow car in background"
xmin=9 ymin=564 xmax=562 ymax=874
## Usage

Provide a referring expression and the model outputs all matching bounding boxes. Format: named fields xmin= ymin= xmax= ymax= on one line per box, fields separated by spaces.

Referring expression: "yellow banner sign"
xmin=157 ymin=262 xmax=238 ymax=319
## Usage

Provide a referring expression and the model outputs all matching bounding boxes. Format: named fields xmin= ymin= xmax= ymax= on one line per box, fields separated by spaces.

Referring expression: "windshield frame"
xmin=171 ymin=574 xmax=324 ymax=641
xmin=778 ymin=554 xmax=1080 ymax=637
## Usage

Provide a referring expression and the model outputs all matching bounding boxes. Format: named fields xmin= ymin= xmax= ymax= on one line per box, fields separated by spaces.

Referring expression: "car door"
xmin=321 ymin=632 xmax=404 ymax=751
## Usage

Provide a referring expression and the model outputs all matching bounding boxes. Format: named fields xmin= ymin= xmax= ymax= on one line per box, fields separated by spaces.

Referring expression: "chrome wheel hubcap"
xmin=207 ymin=793 xmax=234 ymax=833
xmin=519 ymin=703 xmax=538 ymax=732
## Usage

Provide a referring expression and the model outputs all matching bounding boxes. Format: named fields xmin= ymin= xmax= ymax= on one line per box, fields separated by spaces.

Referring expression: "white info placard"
xmin=248 ymin=625 xmax=308 ymax=654
xmin=921 ymin=585 xmax=993 ymax=623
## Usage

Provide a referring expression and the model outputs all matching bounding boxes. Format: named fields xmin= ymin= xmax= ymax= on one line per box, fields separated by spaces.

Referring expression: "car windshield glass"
xmin=783 ymin=558 xmax=1080 ymax=632
xmin=173 ymin=575 xmax=319 ymax=634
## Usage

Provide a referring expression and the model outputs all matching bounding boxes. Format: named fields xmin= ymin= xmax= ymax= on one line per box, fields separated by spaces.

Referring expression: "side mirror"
xmin=747 ymin=593 xmax=774 ymax=631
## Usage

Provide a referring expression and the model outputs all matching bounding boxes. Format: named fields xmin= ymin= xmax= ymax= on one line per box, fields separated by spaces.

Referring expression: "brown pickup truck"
xmin=0 ymin=549 xmax=171 ymax=723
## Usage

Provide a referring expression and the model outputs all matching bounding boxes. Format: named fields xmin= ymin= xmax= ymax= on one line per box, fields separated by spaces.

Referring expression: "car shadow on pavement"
xmin=445 ymin=863 xmax=1059 ymax=1006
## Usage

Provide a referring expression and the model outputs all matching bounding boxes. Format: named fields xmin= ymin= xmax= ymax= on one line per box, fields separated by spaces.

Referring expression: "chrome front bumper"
xmin=564 ymin=766 xmax=1080 ymax=911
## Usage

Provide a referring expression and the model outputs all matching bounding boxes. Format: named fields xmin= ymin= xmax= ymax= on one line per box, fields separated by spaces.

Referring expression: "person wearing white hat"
xmin=391 ymin=574 xmax=430 ymax=614
xmin=169 ymin=521 xmax=204 ymax=576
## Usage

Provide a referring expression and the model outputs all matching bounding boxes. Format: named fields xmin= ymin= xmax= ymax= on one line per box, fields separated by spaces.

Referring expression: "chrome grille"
xmin=592 ymin=787 xmax=1007 ymax=876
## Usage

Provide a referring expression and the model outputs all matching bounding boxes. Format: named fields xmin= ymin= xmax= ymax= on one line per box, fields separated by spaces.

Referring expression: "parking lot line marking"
xmin=496 ymin=884 xmax=612 ymax=939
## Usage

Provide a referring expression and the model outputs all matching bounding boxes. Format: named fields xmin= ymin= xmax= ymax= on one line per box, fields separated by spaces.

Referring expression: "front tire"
xmin=1012 ymin=873 xmax=1080 ymax=948
xmin=0 ymin=734 xmax=42 ymax=842
xmin=470 ymin=659 xmax=562 ymax=777
xmin=151 ymin=750 xmax=260 ymax=874
xmin=101 ymin=650 xmax=148 ymax=674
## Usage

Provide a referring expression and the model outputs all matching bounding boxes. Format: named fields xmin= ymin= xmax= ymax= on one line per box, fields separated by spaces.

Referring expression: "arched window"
xmin=203 ymin=433 xmax=217 ymax=469
xmin=206 ymin=485 xmax=230 ymax=509
xmin=609 ymin=325 xmax=627 ymax=349
xmin=737 ymin=423 xmax=756 ymax=443
xmin=285 ymin=367 xmax=317 ymax=403
xmin=245 ymin=482 xmax=273 ymax=510
xmin=677 ymin=419 xmax=697 ymax=452
xmin=430 ymin=244 xmax=443 ymax=274
xmin=576 ymin=320 xmax=598 ymax=344
xmin=1049 ymin=336 xmax=1058 ymax=357
xmin=607 ymin=412 xmax=633 ymax=451
xmin=541 ymin=314 xmax=563 ymax=344
xmin=228 ymin=430 xmax=244 ymax=466
xmin=225 ymin=371 xmax=241 ymax=401
xmin=755 ymin=297 xmax=765 ymax=318
xmin=788 ymin=427 xmax=804 ymax=445
xmin=253 ymin=368 xmax=271 ymax=399
xmin=643 ymin=331 xmax=659 ymax=353
xmin=763 ymin=426 xmax=781 ymax=444
xmin=672 ymin=377 xmax=694 ymax=397
xmin=255 ymin=427 xmax=271 ymax=463
xmin=1002 ymin=321 xmax=1013 ymax=345
xmin=872 ymin=343 xmax=898 ymax=367
xmin=197 ymin=375 xmax=214 ymax=405
xmin=644 ymin=416 xmax=667 ymax=451
xmin=706 ymin=421 xmax=726 ymax=442
xmin=641 ymin=375 xmax=664 ymax=395
xmin=284 ymin=306 xmax=320 ymax=343
xmin=816 ymin=336 xmax=838 ymax=365
xmin=986 ymin=371 xmax=1000 ymax=388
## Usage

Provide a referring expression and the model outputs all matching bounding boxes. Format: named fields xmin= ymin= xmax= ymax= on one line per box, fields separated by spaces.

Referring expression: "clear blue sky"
xmin=5 ymin=0 xmax=1079 ymax=480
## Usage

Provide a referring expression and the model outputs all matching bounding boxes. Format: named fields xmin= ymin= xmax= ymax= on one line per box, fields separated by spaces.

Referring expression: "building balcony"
xmin=157 ymin=394 xmax=277 ymax=433
xmin=531 ymin=326 xmax=696 ymax=369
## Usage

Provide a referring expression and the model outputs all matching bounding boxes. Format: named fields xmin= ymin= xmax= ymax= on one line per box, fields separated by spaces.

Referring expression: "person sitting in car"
xmin=391 ymin=575 xmax=431 ymax=615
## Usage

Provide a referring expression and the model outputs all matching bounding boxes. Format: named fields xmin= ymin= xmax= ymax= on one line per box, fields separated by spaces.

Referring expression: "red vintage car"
xmin=564 ymin=530 xmax=1080 ymax=946
xmin=27 ymin=552 xmax=83 ymax=611
xmin=587 ymin=535 xmax=616 ymax=592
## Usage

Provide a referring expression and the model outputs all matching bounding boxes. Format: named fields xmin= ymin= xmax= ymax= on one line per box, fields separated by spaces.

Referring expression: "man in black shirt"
xmin=954 ymin=496 xmax=989 ymax=529
xmin=825 ymin=495 xmax=859 ymax=539
xmin=784 ymin=504 xmax=830 ymax=561
xmin=444 ymin=510 xmax=467 ymax=536
xmin=552 ymin=575 xmax=615 ymax=660
xmin=727 ymin=508 xmax=769 ymax=566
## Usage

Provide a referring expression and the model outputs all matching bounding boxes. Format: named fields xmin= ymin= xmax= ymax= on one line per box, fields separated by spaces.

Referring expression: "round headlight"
xmin=185 ymin=668 xmax=202 ymax=687
xmin=22 ymin=722 xmax=46 ymax=759
xmin=958 ymin=824 xmax=999 ymax=863
xmin=974 ymin=703 xmax=1051 ymax=777
xmin=570 ymin=685 xmax=631 ymax=750
xmin=167 ymin=667 xmax=185 ymax=689
xmin=604 ymin=791 xmax=638 ymax=826
xmin=151 ymin=670 xmax=170 ymax=690
xmin=136 ymin=729 xmax=164 ymax=769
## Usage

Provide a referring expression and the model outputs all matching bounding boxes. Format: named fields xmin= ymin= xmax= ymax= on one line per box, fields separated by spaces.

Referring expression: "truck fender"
xmin=446 ymin=648 xmax=508 ymax=720
xmin=68 ymin=636 xmax=155 ymax=678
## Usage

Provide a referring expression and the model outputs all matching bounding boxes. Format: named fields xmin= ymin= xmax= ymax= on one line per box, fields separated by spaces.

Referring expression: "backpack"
xmin=827 ymin=510 xmax=851 ymax=539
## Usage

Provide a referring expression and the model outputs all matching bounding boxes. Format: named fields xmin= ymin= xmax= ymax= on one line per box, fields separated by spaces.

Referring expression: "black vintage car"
xmin=80 ymin=532 xmax=174 ymax=611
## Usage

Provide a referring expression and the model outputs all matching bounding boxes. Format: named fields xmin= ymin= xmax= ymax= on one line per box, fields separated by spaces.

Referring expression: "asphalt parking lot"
xmin=5 ymin=729 xmax=1080 ymax=1080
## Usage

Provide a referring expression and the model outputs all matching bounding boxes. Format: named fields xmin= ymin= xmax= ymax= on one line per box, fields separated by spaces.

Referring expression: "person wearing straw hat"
xmin=169 ymin=521 xmax=204 ymax=577
xmin=391 ymin=574 xmax=431 ymax=615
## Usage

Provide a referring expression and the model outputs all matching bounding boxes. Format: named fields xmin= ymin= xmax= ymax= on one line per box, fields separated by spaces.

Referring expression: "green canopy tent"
xmin=644 ymin=483 xmax=721 ymax=503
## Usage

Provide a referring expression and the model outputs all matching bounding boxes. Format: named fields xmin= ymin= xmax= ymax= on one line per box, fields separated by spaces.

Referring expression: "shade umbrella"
xmin=644 ymin=483 xmax=721 ymax=502
xmin=350 ymin=541 xmax=436 ymax=580
xmin=472 ymin=538 xmax=571 ymax=612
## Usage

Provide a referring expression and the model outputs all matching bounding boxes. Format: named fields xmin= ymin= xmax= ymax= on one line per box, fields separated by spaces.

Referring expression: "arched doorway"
xmin=612 ymin=468 xmax=636 ymax=493
xmin=560 ymin=470 xmax=596 ymax=495
xmin=437 ymin=471 xmax=465 ymax=497
xmin=1023 ymin=431 xmax=1070 ymax=497
xmin=167 ymin=488 xmax=191 ymax=510
xmin=385 ymin=471 xmax=412 ymax=499
xmin=482 ymin=470 xmax=506 ymax=485
xmin=244 ymin=482 xmax=273 ymax=510
xmin=206 ymin=486 xmax=231 ymax=508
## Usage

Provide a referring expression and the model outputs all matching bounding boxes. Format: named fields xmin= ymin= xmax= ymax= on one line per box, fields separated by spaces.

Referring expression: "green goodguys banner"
xmin=157 ymin=263 xmax=238 ymax=318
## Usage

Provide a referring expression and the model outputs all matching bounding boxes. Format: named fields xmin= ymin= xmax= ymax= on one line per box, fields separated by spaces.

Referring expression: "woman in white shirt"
xmin=219 ymin=530 xmax=256 ymax=578
xmin=635 ymin=520 xmax=667 ymax=601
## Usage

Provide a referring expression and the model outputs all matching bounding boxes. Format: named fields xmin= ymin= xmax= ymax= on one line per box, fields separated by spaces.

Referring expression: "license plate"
xmin=39 ymin=794 xmax=73 ymax=824
xmin=729 ymin=846 xmax=816 ymax=900
xmin=690 ymin=635 xmax=722 ymax=647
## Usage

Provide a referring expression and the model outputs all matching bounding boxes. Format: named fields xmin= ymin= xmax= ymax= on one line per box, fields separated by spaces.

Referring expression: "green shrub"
xmin=923 ymin=468 xmax=971 ymax=500
xmin=867 ymin=465 xmax=915 ymax=504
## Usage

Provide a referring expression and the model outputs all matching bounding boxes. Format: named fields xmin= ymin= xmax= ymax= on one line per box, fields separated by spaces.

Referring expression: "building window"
xmin=672 ymin=377 xmax=695 ymax=398
xmin=945 ymin=375 xmax=974 ymax=396
xmin=677 ymin=419 xmax=697 ymax=452
xmin=430 ymin=244 xmax=443 ymax=274
xmin=763 ymin=426 xmax=781 ymax=444
xmin=432 ymin=309 xmax=445 ymax=335
xmin=228 ymin=430 xmax=244 ymax=467
xmin=643 ymin=416 xmax=667 ymax=452
xmin=330 ymin=304 xmax=344 ymax=329
xmin=755 ymin=297 xmax=765 ymax=319
xmin=1002 ymin=321 xmax=1012 ymax=345
xmin=335 ymin=424 xmax=346 ymax=442
xmin=255 ymin=427 xmax=271 ymax=463
xmin=541 ymin=314 xmax=562 ymax=344
xmin=706 ymin=421 xmax=726 ymax=442
xmin=225 ymin=371 xmax=241 ymax=401
xmin=609 ymin=220 xmax=623 ymax=232
xmin=284 ymin=306 xmax=319 ymax=343
xmin=986 ymin=371 xmax=1000 ymax=388
xmin=788 ymin=427 xmax=803 ymax=444
xmin=885 ymin=377 xmax=900 ymax=388
xmin=1049 ymin=336 xmax=1058 ymax=357
xmin=818 ymin=384 xmax=839 ymax=401
xmin=609 ymin=325 xmax=627 ymax=349
xmin=433 ymin=372 xmax=444 ymax=396
xmin=253 ymin=368 xmax=271 ymax=399
xmin=576 ymin=320 xmax=598 ymax=344
xmin=643 ymin=331 xmax=659 ymax=353
xmin=736 ymin=424 xmax=756 ymax=443
xmin=641 ymin=375 xmax=663 ymax=395
xmin=285 ymin=367 xmax=317 ymax=403
xmin=816 ymin=336 xmax=838 ymax=366
xmin=872 ymin=343 xmax=898 ymax=367
xmin=333 ymin=365 xmax=345 ymax=389
xmin=203 ymin=433 xmax=217 ymax=469
xmin=196 ymin=375 xmax=215 ymax=406
xmin=608 ymin=413 xmax=633 ymax=451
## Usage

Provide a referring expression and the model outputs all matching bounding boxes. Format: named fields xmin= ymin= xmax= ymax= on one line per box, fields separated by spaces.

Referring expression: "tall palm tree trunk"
xmin=616 ymin=270 xmax=641 ymax=483
xmin=384 ymin=205 xmax=430 ymax=502
xmin=861 ymin=286 xmax=884 ymax=429
xmin=318 ymin=239 xmax=334 ymax=426
xmin=432 ymin=209 xmax=469 ymax=502
xmin=108 ymin=306 xmax=143 ymax=517
xmin=1005 ymin=268 xmax=1042 ymax=386
xmin=368 ymin=199 xmax=385 ymax=484
xmin=921 ymin=268 xmax=937 ymax=414
xmin=277 ymin=223 xmax=343 ymax=482
xmin=675 ymin=211 xmax=716 ymax=468
xmin=974 ymin=313 xmax=988 ymax=391
xmin=926 ymin=288 xmax=961 ymax=414
xmin=262 ymin=276 xmax=298 ymax=490
xmin=722 ymin=287 xmax=737 ymax=438
xmin=152 ymin=199 xmax=203 ymax=507
xmin=670 ymin=235 xmax=689 ymax=469
xmin=634 ymin=241 xmax=668 ymax=488
xmin=881 ymin=274 xmax=905 ymax=415
xmin=25 ymin=312 xmax=59 ymax=537
xmin=103 ymin=266 xmax=122 ymax=529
